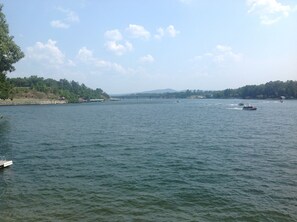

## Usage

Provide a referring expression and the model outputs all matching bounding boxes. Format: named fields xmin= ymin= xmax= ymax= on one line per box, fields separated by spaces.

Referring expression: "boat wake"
xmin=227 ymin=107 xmax=242 ymax=110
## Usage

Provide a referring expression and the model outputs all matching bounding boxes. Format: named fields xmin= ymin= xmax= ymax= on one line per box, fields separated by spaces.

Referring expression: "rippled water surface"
xmin=1 ymin=99 xmax=297 ymax=221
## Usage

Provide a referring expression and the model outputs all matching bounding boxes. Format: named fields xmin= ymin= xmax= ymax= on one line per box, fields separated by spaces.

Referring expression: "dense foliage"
xmin=119 ymin=80 xmax=297 ymax=99
xmin=0 ymin=4 xmax=24 ymax=99
xmin=8 ymin=76 xmax=109 ymax=103
xmin=214 ymin=80 xmax=297 ymax=99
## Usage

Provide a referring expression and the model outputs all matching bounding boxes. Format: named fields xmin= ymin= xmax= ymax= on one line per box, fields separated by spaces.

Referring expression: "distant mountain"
xmin=139 ymin=89 xmax=177 ymax=94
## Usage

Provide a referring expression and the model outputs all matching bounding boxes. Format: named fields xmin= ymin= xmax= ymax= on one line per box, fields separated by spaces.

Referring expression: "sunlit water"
xmin=1 ymin=99 xmax=297 ymax=221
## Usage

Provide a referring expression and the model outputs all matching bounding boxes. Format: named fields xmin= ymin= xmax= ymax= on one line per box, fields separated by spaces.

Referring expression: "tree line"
xmin=119 ymin=80 xmax=297 ymax=99
xmin=8 ymin=76 xmax=109 ymax=103
xmin=213 ymin=80 xmax=297 ymax=99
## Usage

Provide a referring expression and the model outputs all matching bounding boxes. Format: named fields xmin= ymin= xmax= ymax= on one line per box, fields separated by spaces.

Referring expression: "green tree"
xmin=0 ymin=4 xmax=24 ymax=99
xmin=9 ymin=75 xmax=110 ymax=102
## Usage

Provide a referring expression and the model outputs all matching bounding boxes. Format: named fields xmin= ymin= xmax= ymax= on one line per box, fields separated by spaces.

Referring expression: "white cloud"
xmin=50 ymin=20 xmax=69 ymax=29
xmin=194 ymin=44 xmax=242 ymax=63
xmin=59 ymin=8 xmax=80 ymax=23
xmin=104 ymin=29 xmax=123 ymax=41
xmin=94 ymin=60 xmax=126 ymax=73
xmin=127 ymin=24 xmax=151 ymax=39
xmin=247 ymin=0 xmax=296 ymax=25
xmin=103 ymin=24 xmax=178 ymax=56
xmin=139 ymin=54 xmax=155 ymax=64
xmin=154 ymin=25 xmax=180 ymax=39
xmin=27 ymin=39 xmax=66 ymax=66
xmin=215 ymin=45 xmax=242 ymax=63
xmin=77 ymin=47 xmax=95 ymax=62
xmin=77 ymin=47 xmax=127 ymax=73
xmin=50 ymin=8 xmax=79 ymax=29
xmin=105 ymin=41 xmax=133 ymax=56
xmin=166 ymin=25 xmax=180 ymax=37
xmin=104 ymin=29 xmax=133 ymax=56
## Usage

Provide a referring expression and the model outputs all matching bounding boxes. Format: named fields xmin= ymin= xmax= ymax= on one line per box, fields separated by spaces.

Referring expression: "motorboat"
xmin=242 ymin=105 xmax=257 ymax=110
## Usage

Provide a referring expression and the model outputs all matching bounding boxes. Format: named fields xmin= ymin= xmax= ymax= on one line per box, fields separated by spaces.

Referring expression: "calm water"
xmin=1 ymin=99 xmax=297 ymax=221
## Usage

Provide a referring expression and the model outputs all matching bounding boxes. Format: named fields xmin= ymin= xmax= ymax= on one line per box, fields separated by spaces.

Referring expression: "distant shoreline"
xmin=0 ymin=98 xmax=67 ymax=106
xmin=1 ymin=97 xmax=293 ymax=107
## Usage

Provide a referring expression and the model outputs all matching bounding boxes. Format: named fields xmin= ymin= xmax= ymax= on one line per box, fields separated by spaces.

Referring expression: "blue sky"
xmin=2 ymin=0 xmax=297 ymax=94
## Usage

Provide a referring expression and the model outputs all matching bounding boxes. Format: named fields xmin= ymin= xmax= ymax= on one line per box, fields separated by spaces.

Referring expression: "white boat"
xmin=0 ymin=159 xmax=13 ymax=169
xmin=243 ymin=105 xmax=257 ymax=110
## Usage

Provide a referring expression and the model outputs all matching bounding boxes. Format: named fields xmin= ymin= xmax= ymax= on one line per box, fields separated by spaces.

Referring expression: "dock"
xmin=0 ymin=160 xmax=13 ymax=169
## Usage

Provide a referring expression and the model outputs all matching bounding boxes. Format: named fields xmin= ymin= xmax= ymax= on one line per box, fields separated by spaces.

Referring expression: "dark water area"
xmin=1 ymin=99 xmax=297 ymax=221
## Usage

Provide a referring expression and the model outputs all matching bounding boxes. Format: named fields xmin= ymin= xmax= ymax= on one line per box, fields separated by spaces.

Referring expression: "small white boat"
xmin=0 ymin=159 xmax=13 ymax=169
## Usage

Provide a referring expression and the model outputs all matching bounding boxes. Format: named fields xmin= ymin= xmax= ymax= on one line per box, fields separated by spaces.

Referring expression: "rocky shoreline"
xmin=0 ymin=98 xmax=67 ymax=106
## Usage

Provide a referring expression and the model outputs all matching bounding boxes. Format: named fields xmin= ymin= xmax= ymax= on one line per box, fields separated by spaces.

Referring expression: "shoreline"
xmin=0 ymin=98 xmax=67 ymax=106
xmin=0 ymin=97 xmax=293 ymax=106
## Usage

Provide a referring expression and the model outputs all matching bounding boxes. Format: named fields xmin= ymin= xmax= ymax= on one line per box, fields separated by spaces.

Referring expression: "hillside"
xmin=1 ymin=76 xmax=109 ymax=104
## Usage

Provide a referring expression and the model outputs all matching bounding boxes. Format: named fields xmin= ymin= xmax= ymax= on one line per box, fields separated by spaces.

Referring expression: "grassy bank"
xmin=0 ymin=88 xmax=66 ymax=105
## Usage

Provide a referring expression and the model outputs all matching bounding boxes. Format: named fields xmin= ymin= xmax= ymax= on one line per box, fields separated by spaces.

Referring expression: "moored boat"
xmin=0 ymin=159 xmax=13 ymax=169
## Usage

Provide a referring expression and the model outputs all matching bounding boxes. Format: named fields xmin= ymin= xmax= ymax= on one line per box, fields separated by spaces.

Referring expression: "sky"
xmin=2 ymin=0 xmax=297 ymax=94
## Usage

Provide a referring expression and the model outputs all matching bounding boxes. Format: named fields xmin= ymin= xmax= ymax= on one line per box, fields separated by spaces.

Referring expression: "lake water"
xmin=1 ymin=99 xmax=297 ymax=221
